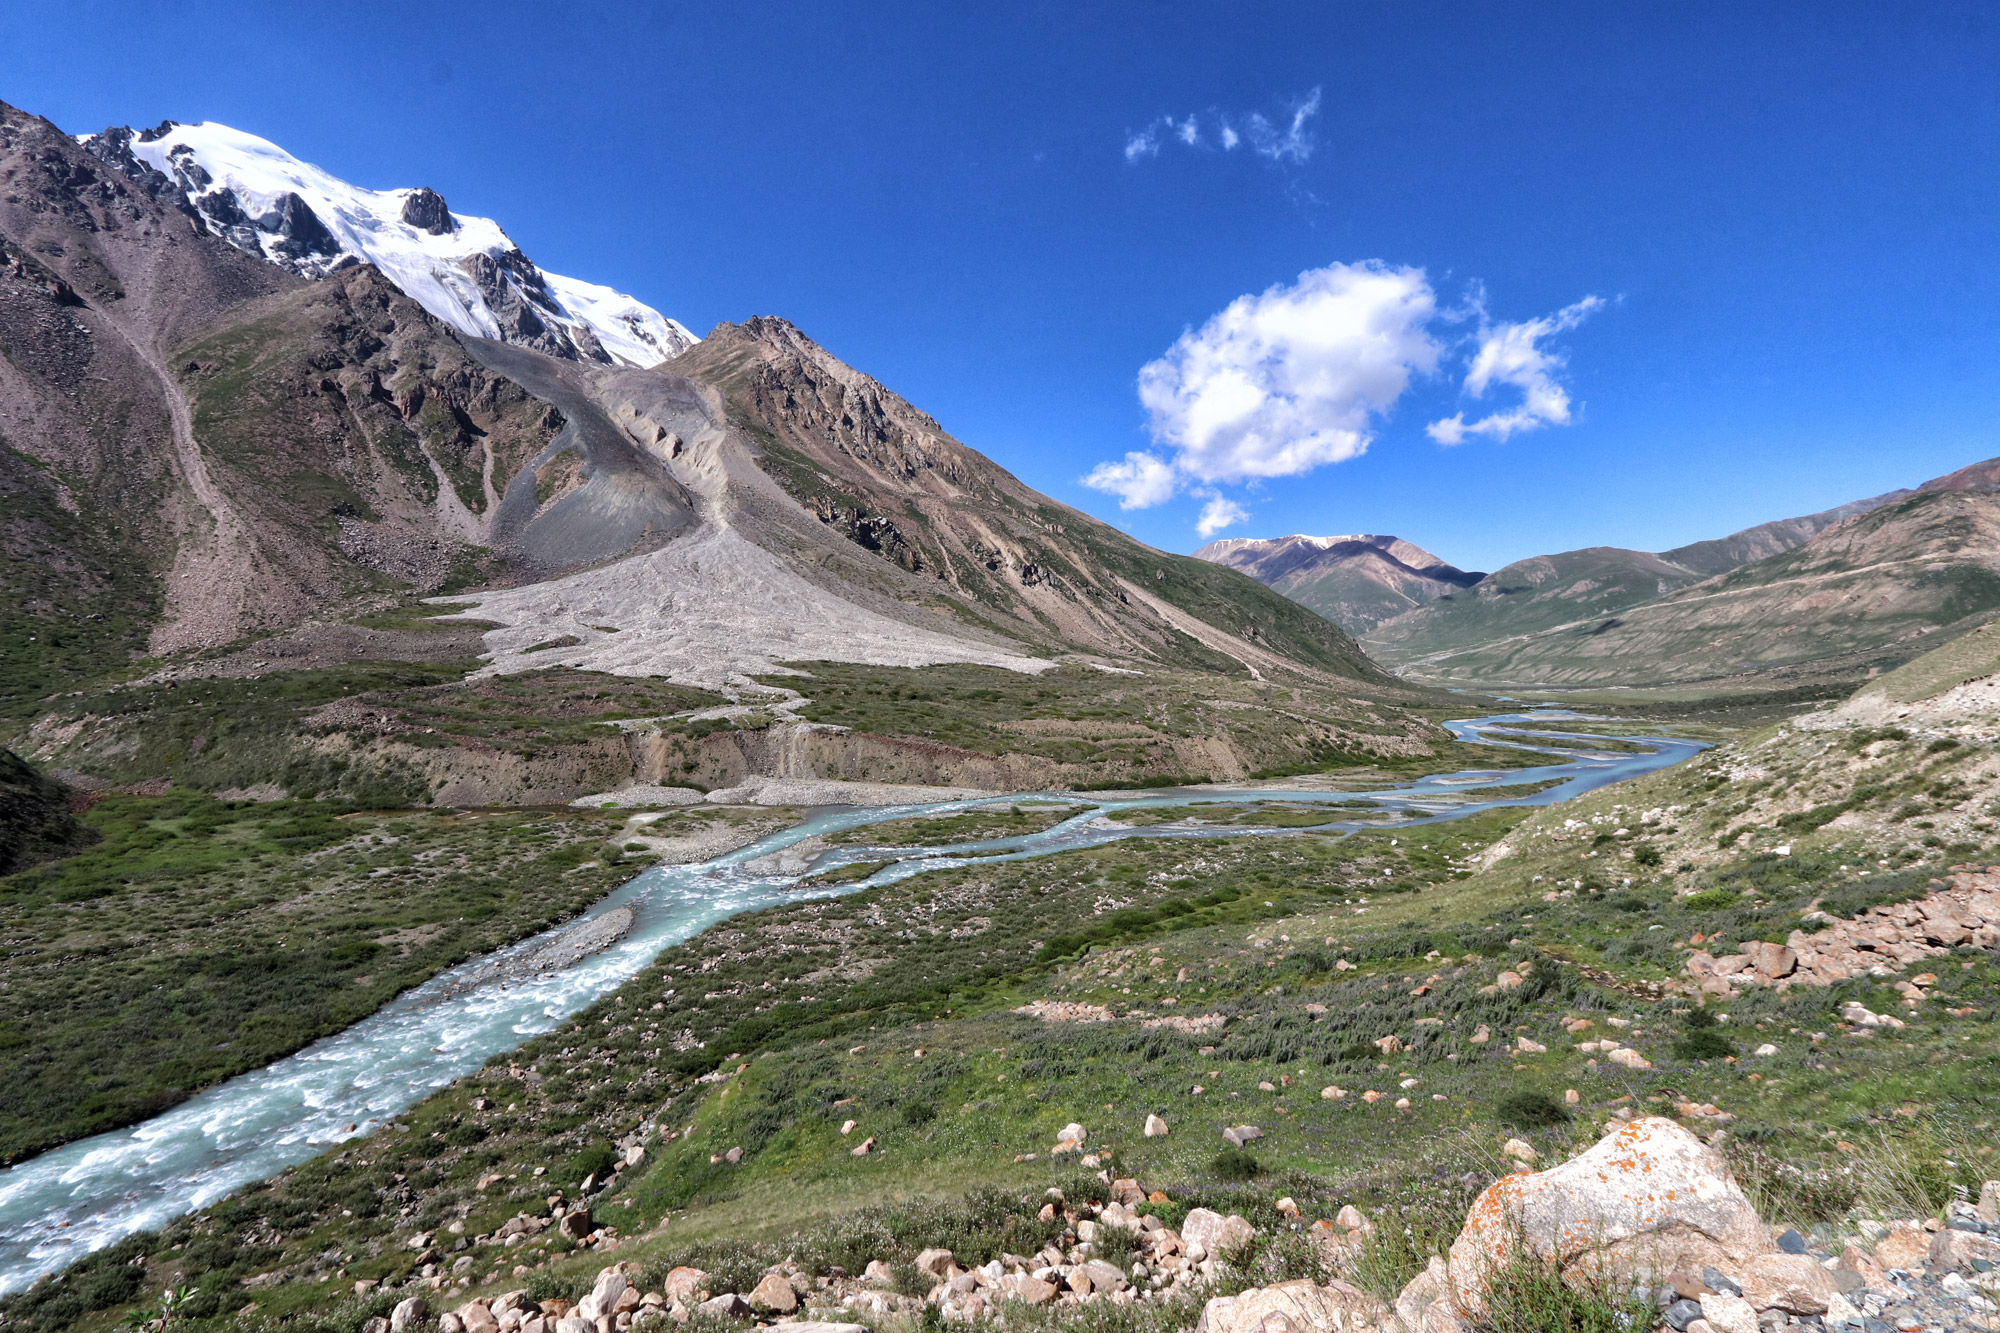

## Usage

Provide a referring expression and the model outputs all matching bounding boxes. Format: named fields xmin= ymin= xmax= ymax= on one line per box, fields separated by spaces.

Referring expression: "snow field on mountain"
xmin=111 ymin=120 xmax=694 ymax=366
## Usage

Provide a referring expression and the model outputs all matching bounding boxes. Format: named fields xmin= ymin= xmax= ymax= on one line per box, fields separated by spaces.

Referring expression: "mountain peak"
xmin=79 ymin=118 xmax=696 ymax=368
xmin=1193 ymin=532 xmax=1482 ymax=634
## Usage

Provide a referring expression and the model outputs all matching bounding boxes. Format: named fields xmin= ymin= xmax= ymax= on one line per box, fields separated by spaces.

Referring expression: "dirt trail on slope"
xmin=123 ymin=336 xmax=266 ymax=653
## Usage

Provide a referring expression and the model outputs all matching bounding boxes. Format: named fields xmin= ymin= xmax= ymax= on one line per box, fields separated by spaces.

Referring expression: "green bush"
xmin=1682 ymin=888 xmax=1740 ymax=911
xmin=1473 ymin=1240 xmax=1656 ymax=1333
xmin=1211 ymin=1148 xmax=1261 ymax=1180
xmin=1673 ymin=1028 xmax=1737 ymax=1061
xmin=1494 ymin=1090 xmax=1571 ymax=1129
xmin=564 ymin=1141 xmax=617 ymax=1186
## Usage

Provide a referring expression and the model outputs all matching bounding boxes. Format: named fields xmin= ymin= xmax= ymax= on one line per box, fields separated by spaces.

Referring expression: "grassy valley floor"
xmin=6 ymin=680 xmax=1997 ymax=1333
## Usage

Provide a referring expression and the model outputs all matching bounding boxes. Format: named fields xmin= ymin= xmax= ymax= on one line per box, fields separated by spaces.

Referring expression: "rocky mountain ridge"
xmin=1192 ymin=534 xmax=1484 ymax=635
xmin=0 ymin=94 xmax=1418 ymax=810
xmin=1366 ymin=477 xmax=2000 ymax=688
xmin=81 ymin=119 xmax=697 ymax=368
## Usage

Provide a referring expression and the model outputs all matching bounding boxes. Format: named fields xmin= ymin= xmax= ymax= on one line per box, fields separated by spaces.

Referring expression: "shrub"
xmin=1673 ymin=1028 xmax=1737 ymax=1061
xmin=1494 ymin=1090 xmax=1571 ymax=1129
xmin=1471 ymin=1240 xmax=1656 ymax=1333
xmin=1728 ymin=1146 xmax=1859 ymax=1227
xmin=1683 ymin=888 xmax=1740 ymax=911
xmin=563 ymin=1141 xmax=617 ymax=1187
xmin=1631 ymin=843 xmax=1662 ymax=867
xmin=1211 ymin=1148 xmax=1261 ymax=1180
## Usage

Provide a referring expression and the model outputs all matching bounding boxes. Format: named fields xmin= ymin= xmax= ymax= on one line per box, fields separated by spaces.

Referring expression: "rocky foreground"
xmin=353 ymin=1120 xmax=2000 ymax=1333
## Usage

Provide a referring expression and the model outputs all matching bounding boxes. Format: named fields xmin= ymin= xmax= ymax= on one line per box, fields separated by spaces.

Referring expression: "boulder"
xmin=557 ymin=1207 xmax=595 ymax=1241
xmin=578 ymin=1268 xmax=627 ymax=1321
xmin=1081 ymin=1259 xmax=1129 ymax=1292
xmin=699 ymin=1293 xmax=753 ymax=1318
xmin=1444 ymin=1117 xmax=1773 ymax=1317
xmin=661 ymin=1266 xmax=708 ymax=1300
xmin=1222 ymin=1124 xmax=1264 ymax=1147
xmin=1008 ymin=1276 xmax=1059 ymax=1305
xmin=390 ymin=1297 xmax=428 ymax=1333
xmin=1193 ymin=1278 xmax=1391 ymax=1333
xmin=781 ymin=1325 xmax=872 ymax=1333
xmin=750 ymin=1272 xmax=799 ymax=1313
xmin=1979 ymin=1179 xmax=2000 ymax=1226
xmin=1393 ymin=1257 xmax=1451 ymax=1332
xmin=1184 ymin=1207 xmax=1256 ymax=1258
xmin=1929 ymin=1227 xmax=2000 ymax=1272
xmin=457 ymin=1300 xmax=500 ymax=1333
xmin=1698 ymin=1293 xmax=1759 ymax=1333
xmin=915 ymin=1247 xmax=956 ymax=1277
xmin=1873 ymin=1222 xmax=1931 ymax=1271
xmin=1736 ymin=1253 xmax=1838 ymax=1315
xmin=1834 ymin=1244 xmax=1889 ymax=1291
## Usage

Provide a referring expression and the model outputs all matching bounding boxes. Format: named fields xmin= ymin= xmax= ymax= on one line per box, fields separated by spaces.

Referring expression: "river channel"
xmin=0 ymin=712 xmax=1702 ymax=1292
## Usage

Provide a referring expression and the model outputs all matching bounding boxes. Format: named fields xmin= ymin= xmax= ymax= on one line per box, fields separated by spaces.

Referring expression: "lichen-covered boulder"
xmin=1445 ymin=1117 xmax=1773 ymax=1316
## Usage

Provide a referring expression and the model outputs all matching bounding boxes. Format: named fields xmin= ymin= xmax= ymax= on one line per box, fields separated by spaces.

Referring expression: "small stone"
xmin=1663 ymin=1296 xmax=1705 ymax=1329
xmin=1321 ymin=1085 xmax=1345 ymax=1100
xmin=1564 ymin=1089 xmax=1581 ymax=1105
xmin=1702 ymin=1267 xmax=1742 ymax=1297
xmin=1515 ymin=1036 xmax=1548 ymax=1054
xmin=1502 ymin=1138 xmax=1537 ymax=1162
xmin=850 ymin=1136 xmax=875 ymax=1156
xmin=698 ymin=1293 xmax=753 ymax=1319
xmin=1145 ymin=1114 xmax=1169 ymax=1137
xmin=1777 ymin=1229 xmax=1808 ymax=1255
xmin=840 ymin=1119 xmax=856 ymax=1135
xmin=1221 ymin=1124 xmax=1263 ymax=1146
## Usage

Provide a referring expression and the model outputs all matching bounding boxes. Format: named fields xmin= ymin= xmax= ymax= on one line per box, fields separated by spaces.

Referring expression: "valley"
xmin=0 ymin=70 xmax=1997 ymax=1333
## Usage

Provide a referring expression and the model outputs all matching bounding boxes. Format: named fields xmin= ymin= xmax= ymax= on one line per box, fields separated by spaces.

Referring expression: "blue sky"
xmin=7 ymin=1 xmax=1999 ymax=573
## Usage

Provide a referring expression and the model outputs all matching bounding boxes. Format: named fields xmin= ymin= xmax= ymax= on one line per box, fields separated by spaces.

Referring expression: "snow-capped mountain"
xmin=80 ymin=120 xmax=696 ymax=368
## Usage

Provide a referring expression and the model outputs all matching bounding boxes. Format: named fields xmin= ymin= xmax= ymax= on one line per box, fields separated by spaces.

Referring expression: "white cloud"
xmin=1083 ymin=264 xmax=1600 ymax=536
xmin=1124 ymin=88 xmax=1320 ymax=166
xmin=1126 ymin=261 xmax=1439 ymax=495
xmin=1123 ymin=127 xmax=1162 ymax=162
xmin=1237 ymin=87 xmax=1321 ymax=163
xmin=1082 ymin=450 xmax=1178 ymax=509
xmin=1427 ymin=296 xmax=1604 ymax=445
xmin=1194 ymin=494 xmax=1249 ymax=537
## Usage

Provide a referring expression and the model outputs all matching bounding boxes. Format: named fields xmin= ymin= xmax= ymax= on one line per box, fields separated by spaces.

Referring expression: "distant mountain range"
xmin=1192 ymin=533 xmax=1484 ymax=633
xmin=1205 ymin=472 xmax=2000 ymax=689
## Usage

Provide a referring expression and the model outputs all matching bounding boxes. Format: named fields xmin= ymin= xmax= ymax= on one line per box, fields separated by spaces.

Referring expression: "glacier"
xmin=81 ymin=119 xmax=696 ymax=368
